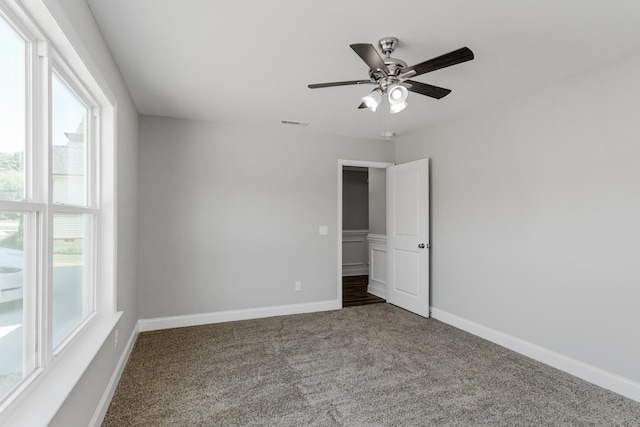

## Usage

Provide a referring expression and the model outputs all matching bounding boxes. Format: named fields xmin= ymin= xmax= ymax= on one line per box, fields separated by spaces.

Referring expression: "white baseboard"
xmin=367 ymin=282 xmax=387 ymax=300
xmin=342 ymin=268 xmax=369 ymax=276
xmin=430 ymin=307 xmax=640 ymax=403
xmin=138 ymin=300 xmax=341 ymax=332
xmin=89 ymin=324 xmax=139 ymax=427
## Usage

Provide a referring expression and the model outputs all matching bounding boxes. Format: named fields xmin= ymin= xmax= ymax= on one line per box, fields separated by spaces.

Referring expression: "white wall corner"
xmin=430 ymin=307 xmax=640 ymax=404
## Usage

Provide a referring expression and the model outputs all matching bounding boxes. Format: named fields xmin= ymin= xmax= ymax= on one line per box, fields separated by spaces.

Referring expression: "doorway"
xmin=338 ymin=160 xmax=394 ymax=307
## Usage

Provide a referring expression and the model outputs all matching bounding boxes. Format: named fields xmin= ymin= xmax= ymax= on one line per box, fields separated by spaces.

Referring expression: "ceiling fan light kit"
xmin=389 ymin=100 xmax=408 ymax=114
xmin=388 ymin=84 xmax=408 ymax=103
xmin=387 ymin=83 xmax=409 ymax=114
xmin=308 ymin=37 xmax=474 ymax=114
xmin=362 ymin=89 xmax=383 ymax=112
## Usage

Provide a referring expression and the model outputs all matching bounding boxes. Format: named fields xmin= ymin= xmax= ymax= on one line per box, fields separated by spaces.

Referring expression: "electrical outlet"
xmin=114 ymin=329 xmax=119 ymax=348
xmin=295 ymin=281 xmax=301 ymax=291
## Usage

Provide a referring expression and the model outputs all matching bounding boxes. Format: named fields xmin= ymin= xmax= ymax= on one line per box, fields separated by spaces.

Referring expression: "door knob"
xmin=418 ymin=243 xmax=425 ymax=249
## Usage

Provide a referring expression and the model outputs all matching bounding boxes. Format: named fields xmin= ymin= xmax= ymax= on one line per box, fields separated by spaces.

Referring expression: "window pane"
xmin=52 ymin=213 xmax=91 ymax=348
xmin=52 ymin=75 xmax=87 ymax=206
xmin=0 ymin=212 xmax=33 ymax=400
xmin=0 ymin=18 xmax=26 ymax=200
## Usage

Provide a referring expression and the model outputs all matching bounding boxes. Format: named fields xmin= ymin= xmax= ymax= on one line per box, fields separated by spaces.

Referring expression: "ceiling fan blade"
xmin=403 ymin=80 xmax=452 ymax=99
xmin=308 ymin=80 xmax=373 ymax=89
xmin=350 ymin=43 xmax=389 ymax=74
xmin=403 ymin=47 xmax=474 ymax=78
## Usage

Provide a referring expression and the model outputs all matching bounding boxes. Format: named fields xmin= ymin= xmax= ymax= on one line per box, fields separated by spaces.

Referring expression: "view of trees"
xmin=0 ymin=151 xmax=23 ymax=200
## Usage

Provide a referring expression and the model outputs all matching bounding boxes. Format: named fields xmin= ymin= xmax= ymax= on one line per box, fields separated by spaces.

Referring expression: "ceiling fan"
xmin=308 ymin=37 xmax=474 ymax=113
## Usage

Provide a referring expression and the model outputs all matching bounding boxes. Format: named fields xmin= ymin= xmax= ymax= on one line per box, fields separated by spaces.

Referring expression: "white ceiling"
xmin=87 ymin=0 xmax=640 ymax=141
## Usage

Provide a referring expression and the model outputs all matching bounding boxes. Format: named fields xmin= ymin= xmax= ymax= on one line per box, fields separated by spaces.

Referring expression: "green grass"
xmin=53 ymin=242 xmax=83 ymax=255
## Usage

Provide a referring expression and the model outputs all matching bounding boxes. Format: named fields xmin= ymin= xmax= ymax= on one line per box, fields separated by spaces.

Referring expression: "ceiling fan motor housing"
xmin=369 ymin=37 xmax=408 ymax=84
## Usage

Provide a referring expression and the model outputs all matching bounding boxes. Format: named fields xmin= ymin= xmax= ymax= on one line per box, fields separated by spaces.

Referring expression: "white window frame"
xmin=0 ymin=1 xmax=120 ymax=425
xmin=50 ymin=62 xmax=99 ymax=353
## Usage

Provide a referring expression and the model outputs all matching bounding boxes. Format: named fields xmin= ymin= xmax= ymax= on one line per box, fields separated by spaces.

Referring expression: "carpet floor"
xmin=102 ymin=304 xmax=640 ymax=426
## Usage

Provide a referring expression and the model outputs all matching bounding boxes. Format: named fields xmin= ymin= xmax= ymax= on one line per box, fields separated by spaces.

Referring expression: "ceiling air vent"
xmin=281 ymin=120 xmax=310 ymax=127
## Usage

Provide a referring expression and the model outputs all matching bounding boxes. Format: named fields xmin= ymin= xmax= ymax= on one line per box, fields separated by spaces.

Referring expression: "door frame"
xmin=337 ymin=159 xmax=394 ymax=307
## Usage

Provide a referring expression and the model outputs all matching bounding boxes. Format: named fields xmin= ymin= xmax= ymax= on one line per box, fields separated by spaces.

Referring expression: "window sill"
xmin=1 ymin=311 xmax=122 ymax=427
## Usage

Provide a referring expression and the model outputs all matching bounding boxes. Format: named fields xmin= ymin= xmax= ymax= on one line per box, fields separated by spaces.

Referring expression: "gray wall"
xmin=138 ymin=116 xmax=394 ymax=318
xmin=396 ymin=53 xmax=640 ymax=384
xmin=342 ymin=168 xmax=369 ymax=230
xmin=368 ymin=167 xmax=386 ymax=235
xmin=49 ymin=0 xmax=139 ymax=425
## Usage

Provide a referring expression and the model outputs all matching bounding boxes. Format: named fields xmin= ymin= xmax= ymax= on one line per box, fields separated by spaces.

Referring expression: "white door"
xmin=386 ymin=159 xmax=429 ymax=317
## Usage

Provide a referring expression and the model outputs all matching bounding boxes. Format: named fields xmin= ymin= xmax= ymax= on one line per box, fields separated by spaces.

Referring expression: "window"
xmin=0 ymin=2 xmax=117 ymax=421
xmin=51 ymin=73 xmax=95 ymax=349
xmin=0 ymin=15 xmax=25 ymax=201
xmin=52 ymin=213 xmax=91 ymax=348
xmin=52 ymin=74 xmax=88 ymax=206
xmin=0 ymin=14 xmax=34 ymax=402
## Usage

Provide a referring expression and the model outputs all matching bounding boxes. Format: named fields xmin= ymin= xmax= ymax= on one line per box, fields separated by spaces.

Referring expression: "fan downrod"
xmin=375 ymin=37 xmax=406 ymax=79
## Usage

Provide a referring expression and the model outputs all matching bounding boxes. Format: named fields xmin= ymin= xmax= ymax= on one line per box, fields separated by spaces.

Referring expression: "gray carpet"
xmin=102 ymin=304 xmax=640 ymax=426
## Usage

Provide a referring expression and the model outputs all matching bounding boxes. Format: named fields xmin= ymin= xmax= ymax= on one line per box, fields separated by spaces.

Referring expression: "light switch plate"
xmin=319 ymin=226 xmax=328 ymax=235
